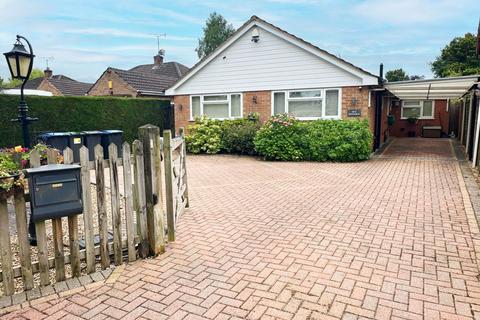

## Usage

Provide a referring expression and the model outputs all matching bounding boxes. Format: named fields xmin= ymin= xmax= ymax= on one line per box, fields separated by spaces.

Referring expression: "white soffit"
xmin=385 ymin=75 xmax=479 ymax=100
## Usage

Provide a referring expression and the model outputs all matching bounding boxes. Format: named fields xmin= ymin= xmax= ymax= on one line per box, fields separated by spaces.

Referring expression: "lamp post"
xmin=4 ymin=35 xmax=38 ymax=148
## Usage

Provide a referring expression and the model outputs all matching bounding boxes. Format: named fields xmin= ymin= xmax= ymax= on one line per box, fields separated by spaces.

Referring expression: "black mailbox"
xmin=25 ymin=164 xmax=83 ymax=223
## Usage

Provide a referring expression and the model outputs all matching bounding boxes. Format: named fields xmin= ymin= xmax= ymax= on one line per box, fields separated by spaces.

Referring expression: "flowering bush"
xmin=0 ymin=144 xmax=63 ymax=193
xmin=253 ymin=114 xmax=304 ymax=161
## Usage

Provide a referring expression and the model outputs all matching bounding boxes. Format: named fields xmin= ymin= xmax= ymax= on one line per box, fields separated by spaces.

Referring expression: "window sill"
xmin=400 ymin=117 xmax=435 ymax=120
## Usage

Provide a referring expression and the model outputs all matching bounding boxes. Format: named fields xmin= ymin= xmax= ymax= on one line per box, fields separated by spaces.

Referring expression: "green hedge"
xmin=0 ymin=95 xmax=172 ymax=147
xmin=254 ymin=114 xmax=373 ymax=162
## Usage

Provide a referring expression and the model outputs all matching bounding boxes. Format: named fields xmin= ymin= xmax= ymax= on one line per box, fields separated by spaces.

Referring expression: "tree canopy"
xmin=196 ymin=12 xmax=235 ymax=59
xmin=385 ymin=69 xmax=424 ymax=82
xmin=431 ymin=33 xmax=480 ymax=78
xmin=1 ymin=68 xmax=44 ymax=89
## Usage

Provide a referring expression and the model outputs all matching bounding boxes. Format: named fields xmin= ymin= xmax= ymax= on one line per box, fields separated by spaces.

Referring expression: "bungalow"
xmin=89 ymin=50 xmax=189 ymax=98
xmin=165 ymin=15 xmax=479 ymax=151
xmin=165 ymin=15 xmax=388 ymax=145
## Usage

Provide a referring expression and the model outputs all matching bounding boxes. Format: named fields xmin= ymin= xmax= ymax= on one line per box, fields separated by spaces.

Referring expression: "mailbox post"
xmin=25 ymin=164 xmax=83 ymax=242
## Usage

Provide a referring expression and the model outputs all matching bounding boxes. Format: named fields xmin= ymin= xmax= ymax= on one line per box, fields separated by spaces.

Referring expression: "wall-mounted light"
xmin=252 ymin=95 xmax=257 ymax=104
xmin=351 ymin=98 xmax=358 ymax=106
xmin=251 ymin=27 xmax=260 ymax=43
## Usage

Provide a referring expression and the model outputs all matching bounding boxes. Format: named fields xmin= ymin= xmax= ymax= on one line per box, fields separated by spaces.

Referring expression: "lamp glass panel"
xmin=18 ymin=55 xmax=31 ymax=78
xmin=7 ymin=56 xmax=18 ymax=77
xmin=231 ymin=94 xmax=241 ymax=117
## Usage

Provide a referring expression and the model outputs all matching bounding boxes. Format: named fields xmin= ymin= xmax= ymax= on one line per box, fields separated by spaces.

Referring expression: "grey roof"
xmin=18 ymin=75 xmax=92 ymax=96
xmin=129 ymin=62 xmax=189 ymax=79
xmin=47 ymin=76 xmax=92 ymax=96
xmin=110 ymin=68 xmax=180 ymax=94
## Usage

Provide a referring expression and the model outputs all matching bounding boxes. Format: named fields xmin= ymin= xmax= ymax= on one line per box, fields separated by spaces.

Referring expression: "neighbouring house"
xmin=17 ymin=68 xmax=92 ymax=96
xmin=166 ymin=15 xmax=387 ymax=143
xmin=88 ymin=50 xmax=189 ymax=98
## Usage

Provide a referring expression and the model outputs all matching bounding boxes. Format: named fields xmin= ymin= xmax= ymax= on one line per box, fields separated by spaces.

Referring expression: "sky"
xmin=0 ymin=0 xmax=478 ymax=83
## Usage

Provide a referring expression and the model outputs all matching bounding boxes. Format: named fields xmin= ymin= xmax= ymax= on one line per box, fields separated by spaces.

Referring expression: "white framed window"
xmin=190 ymin=93 xmax=242 ymax=120
xmin=271 ymin=88 xmax=341 ymax=120
xmin=401 ymin=100 xmax=434 ymax=119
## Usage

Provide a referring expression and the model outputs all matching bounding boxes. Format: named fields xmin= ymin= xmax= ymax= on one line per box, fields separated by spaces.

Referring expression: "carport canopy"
xmin=385 ymin=75 xmax=479 ymax=100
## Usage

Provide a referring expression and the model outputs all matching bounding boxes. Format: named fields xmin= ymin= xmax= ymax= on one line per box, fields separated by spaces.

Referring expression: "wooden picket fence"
xmin=0 ymin=127 xmax=189 ymax=297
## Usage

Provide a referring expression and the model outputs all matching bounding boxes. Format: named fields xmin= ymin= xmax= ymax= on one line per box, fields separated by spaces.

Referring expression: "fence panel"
xmin=0 ymin=126 xmax=189 ymax=298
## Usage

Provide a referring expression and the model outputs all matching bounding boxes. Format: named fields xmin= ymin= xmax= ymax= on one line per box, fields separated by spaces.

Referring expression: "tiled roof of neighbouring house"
xmin=46 ymin=76 xmax=93 ymax=96
xmin=18 ymin=75 xmax=92 ymax=96
xmin=129 ymin=61 xmax=190 ymax=79
xmin=109 ymin=67 xmax=181 ymax=94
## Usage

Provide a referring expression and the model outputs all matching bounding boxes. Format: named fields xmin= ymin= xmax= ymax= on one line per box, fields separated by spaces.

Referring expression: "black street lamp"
xmin=4 ymin=35 xmax=38 ymax=148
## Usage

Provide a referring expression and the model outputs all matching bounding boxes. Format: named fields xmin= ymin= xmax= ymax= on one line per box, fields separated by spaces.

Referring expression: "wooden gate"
xmin=0 ymin=126 xmax=188 ymax=297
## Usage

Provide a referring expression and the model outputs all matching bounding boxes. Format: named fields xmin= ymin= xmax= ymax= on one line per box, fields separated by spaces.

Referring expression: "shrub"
xmin=254 ymin=114 xmax=372 ymax=162
xmin=302 ymin=120 xmax=372 ymax=162
xmin=253 ymin=114 xmax=304 ymax=161
xmin=186 ymin=113 xmax=261 ymax=155
xmin=185 ymin=117 xmax=222 ymax=154
xmin=220 ymin=117 xmax=261 ymax=155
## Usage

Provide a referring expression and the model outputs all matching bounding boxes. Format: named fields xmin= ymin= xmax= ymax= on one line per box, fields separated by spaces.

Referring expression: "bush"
xmin=186 ymin=113 xmax=261 ymax=155
xmin=185 ymin=117 xmax=222 ymax=154
xmin=0 ymin=95 xmax=172 ymax=147
xmin=253 ymin=114 xmax=304 ymax=161
xmin=254 ymin=114 xmax=372 ymax=162
xmin=220 ymin=117 xmax=261 ymax=155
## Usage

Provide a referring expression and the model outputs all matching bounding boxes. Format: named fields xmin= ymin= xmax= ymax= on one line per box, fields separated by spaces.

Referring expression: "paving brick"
xmin=6 ymin=139 xmax=480 ymax=320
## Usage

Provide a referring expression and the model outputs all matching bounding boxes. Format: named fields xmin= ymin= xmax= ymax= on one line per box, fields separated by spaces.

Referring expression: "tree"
xmin=385 ymin=68 xmax=409 ymax=82
xmin=196 ymin=12 xmax=235 ymax=59
xmin=431 ymin=33 xmax=480 ymax=78
xmin=1 ymin=68 xmax=44 ymax=88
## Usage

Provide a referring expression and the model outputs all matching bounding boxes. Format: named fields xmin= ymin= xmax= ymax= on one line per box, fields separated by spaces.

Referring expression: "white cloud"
xmin=64 ymin=28 xmax=195 ymax=41
xmin=352 ymin=0 xmax=472 ymax=24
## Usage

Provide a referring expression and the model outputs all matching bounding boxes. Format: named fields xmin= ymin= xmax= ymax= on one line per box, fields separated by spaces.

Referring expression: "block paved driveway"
xmin=5 ymin=138 xmax=480 ymax=319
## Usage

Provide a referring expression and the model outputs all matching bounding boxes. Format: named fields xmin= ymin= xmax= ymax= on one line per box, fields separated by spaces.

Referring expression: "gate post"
xmin=163 ymin=130 xmax=175 ymax=242
xmin=139 ymin=124 xmax=165 ymax=255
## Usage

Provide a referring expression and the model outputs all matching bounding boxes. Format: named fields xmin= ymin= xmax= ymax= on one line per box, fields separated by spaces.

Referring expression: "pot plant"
xmin=0 ymin=144 xmax=62 ymax=197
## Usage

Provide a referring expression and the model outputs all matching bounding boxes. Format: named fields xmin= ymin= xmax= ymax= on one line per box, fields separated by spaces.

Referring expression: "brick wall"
xmin=243 ymin=91 xmax=271 ymax=122
xmin=88 ymin=69 xmax=137 ymax=97
xmin=37 ymin=79 xmax=63 ymax=96
xmin=389 ymin=100 xmax=449 ymax=137
xmin=174 ymin=87 xmax=374 ymax=134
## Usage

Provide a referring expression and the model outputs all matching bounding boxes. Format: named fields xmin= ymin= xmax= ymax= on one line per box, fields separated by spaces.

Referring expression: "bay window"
xmin=272 ymin=88 xmax=341 ymax=119
xmin=190 ymin=94 xmax=242 ymax=120
xmin=401 ymin=100 xmax=434 ymax=119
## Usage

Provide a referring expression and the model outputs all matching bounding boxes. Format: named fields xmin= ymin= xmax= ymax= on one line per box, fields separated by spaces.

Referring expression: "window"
xmin=190 ymin=93 xmax=242 ymax=120
xmin=272 ymin=88 xmax=341 ymax=119
xmin=401 ymin=100 xmax=434 ymax=119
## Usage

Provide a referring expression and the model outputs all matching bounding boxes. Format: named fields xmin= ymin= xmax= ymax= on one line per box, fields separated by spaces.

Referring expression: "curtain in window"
xmin=231 ymin=94 xmax=241 ymax=117
xmin=289 ymin=100 xmax=322 ymax=117
xmin=203 ymin=103 xmax=229 ymax=118
xmin=423 ymin=101 xmax=433 ymax=117
xmin=325 ymin=90 xmax=339 ymax=116
xmin=273 ymin=92 xmax=286 ymax=115
xmin=191 ymin=96 xmax=201 ymax=118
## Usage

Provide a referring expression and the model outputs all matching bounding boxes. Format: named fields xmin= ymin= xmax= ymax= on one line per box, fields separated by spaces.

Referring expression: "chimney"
xmin=153 ymin=49 xmax=165 ymax=66
xmin=44 ymin=67 xmax=53 ymax=78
